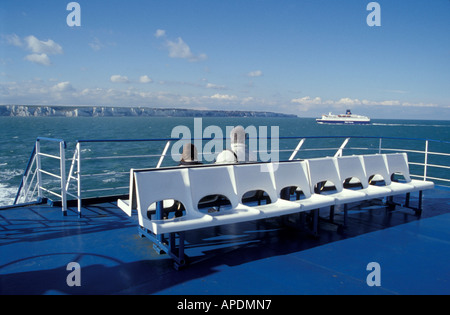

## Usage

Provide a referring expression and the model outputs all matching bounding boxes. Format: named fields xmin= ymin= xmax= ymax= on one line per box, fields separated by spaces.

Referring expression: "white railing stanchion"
xmin=60 ymin=141 xmax=67 ymax=215
xmin=156 ymin=141 xmax=171 ymax=168
xmin=36 ymin=140 xmax=43 ymax=199
xmin=77 ymin=142 xmax=82 ymax=216
xmin=334 ymin=138 xmax=350 ymax=158
xmin=289 ymin=138 xmax=305 ymax=161
xmin=424 ymin=140 xmax=429 ymax=181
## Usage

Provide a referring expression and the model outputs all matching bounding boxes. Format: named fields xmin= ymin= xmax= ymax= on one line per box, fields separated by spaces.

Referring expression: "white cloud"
xmin=247 ymin=70 xmax=263 ymax=77
xmin=291 ymin=96 xmax=441 ymax=111
xmin=291 ymin=96 xmax=330 ymax=111
xmin=167 ymin=38 xmax=190 ymax=59
xmin=362 ymin=99 xmax=401 ymax=106
xmin=24 ymin=35 xmax=63 ymax=55
xmin=4 ymin=34 xmax=23 ymax=47
xmin=154 ymin=29 xmax=166 ymax=38
xmin=50 ymin=81 xmax=75 ymax=100
xmin=166 ymin=37 xmax=207 ymax=62
xmin=385 ymin=89 xmax=409 ymax=94
xmin=210 ymin=94 xmax=237 ymax=101
xmin=206 ymin=83 xmax=226 ymax=90
xmin=2 ymin=78 xmax=446 ymax=120
xmin=291 ymin=96 xmax=323 ymax=105
xmin=24 ymin=53 xmax=51 ymax=66
xmin=51 ymin=81 xmax=74 ymax=92
xmin=89 ymin=37 xmax=104 ymax=51
xmin=139 ymin=75 xmax=153 ymax=83
xmin=380 ymin=100 xmax=400 ymax=106
xmin=336 ymin=97 xmax=361 ymax=106
xmin=157 ymin=30 xmax=207 ymax=62
xmin=5 ymin=34 xmax=63 ymax=66
xmin=110 ymin=75 xmax=129 ymax=83
xmin=401 ymin=101 xmax=438 ymax=107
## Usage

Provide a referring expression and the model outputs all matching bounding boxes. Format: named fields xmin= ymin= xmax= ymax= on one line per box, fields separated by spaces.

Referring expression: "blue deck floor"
xmin=1 ymin=187 xmax=449 ymax=295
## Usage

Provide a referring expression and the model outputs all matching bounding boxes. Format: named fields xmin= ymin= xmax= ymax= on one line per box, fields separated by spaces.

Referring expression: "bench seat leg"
xmin=138 ymin=226 xmax=188 ymax=270
xmin=297 ymin=209 xmax=320 ymax=238
xmin=405 ymin=190 xmax=423 ymax=216
xmin=385 ymin=191 xmax=423 ymax=216
xmin=319 ymin=205 xmax=347 ymax=234
xmin=283 ymin=210 xmax=319 ymax=238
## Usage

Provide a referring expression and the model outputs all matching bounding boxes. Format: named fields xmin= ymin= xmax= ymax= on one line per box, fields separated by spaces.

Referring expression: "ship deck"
xmin=1 ymin=186 xmax=449 ymax=295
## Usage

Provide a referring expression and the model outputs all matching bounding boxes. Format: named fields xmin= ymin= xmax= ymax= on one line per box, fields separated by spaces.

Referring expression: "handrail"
xmin=37 ymin=137 xmax=67 ymax=147
xmin=13 ymin=137 xmax=68 ymax=215
xmin=13 ymin=145 xmax=36 ymax=205
xmin=12 ymin=135 xmax=449 ymax=215
xmin=68 ymin=135 xmax=449 ymax=200
xmin=75 ymin=135 xmax=450 ymax=144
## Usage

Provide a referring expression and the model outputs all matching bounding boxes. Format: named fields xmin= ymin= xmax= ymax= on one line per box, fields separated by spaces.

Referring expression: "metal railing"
xmin=14 ymin=137 xmax=68 ymax=214
xmin=13 ymin=136 xmax=450 ymax=215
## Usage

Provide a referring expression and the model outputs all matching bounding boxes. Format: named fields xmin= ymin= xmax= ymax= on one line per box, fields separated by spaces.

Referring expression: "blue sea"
xmin=0 ymin=116 xmax=449 ymax=206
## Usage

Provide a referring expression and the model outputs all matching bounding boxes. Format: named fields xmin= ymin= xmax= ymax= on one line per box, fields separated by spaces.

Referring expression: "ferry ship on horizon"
xmin=316 ymin=109 xmax=371 ymax=125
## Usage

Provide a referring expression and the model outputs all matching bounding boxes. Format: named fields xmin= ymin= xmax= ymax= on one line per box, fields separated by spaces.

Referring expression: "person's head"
xmin=230 ymin=126 xmax=249 ymax=161
xmin=215 ymin=149 xmax=237 ymax=164
xmin=230 ymin=126 xmax=246 ymax=146
xmin=180 ymin=143 xmax=199 ymax=165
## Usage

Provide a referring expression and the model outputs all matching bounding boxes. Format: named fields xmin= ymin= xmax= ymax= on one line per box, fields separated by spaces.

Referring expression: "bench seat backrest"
xmin=134 ymin=168 xmax=202 ymax=222
xmin=336 ymin=155 xmax=370 ymax=189
xmin=384 ymin=153 xmax=412 ymax=182
xmin=270 ymin=161 xmax=313 ymax=198
xmin=362 ymin=154 xmax=392 ymax=185
xmin=188 ymin=165 xmax=239 ymax=211
xmin=306 ymin=157 xmax=344 ymax=192
xmin=233 ymin=163 xmax=278 ymax=204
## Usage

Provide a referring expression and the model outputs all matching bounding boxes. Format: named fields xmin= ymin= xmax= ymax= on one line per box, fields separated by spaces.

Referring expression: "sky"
xmin=0 ymin=0 xmax=449 ymax=119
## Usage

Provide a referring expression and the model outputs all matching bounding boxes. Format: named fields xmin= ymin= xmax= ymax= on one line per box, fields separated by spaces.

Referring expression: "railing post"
xmin=35 ymin=140 xmax=43 ymax=199
xmin=334 ymin=138 xmax=350 ymax=158
xmin=156 ymin=141 xmax=171 ymax=168
xmin=289 ymin=138 xmax=305 ymax=161
xmin=378 ymin=138 xmax=382 ymax=154
xmin=156 ymin=201 xmax=164 ymax=244
xmin=77 ymin=142 xmax=82 ymax=217
xmin=60 ymin=141 xmax=67 ymax=215
xmin=424 ymin=140 xmax=429 ymax=181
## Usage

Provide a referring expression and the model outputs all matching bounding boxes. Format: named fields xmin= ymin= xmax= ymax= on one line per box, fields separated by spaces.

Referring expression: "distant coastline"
xmin=0 ymin=105 xmax=297 ymax=118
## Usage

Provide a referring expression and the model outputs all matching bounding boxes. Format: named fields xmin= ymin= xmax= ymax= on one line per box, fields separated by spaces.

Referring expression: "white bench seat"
xmin=188 ymin=165 xmax=262 ymax=225
xmin=294 ymin=193 xmax=336 ymax=211
xmin=146 ymin=215 xmax=214 ymax=235
xmin=122 ymin=152 xmax=434 ymax=267
xmin=384 ymin=153 xmax=435 ymax=192
xmin=134 ymin=168 xmax=214 ymax=235
xmin=362 ymin=154 xmax=415 ymax=196
xmin=306 ymin=157 xmax=367 ymax=205
xmin=233 ymin=163 xmax=302 ymax=219
xmin=270 ymin=161 xmax=335 ymax=211
xmin=336 ymin=155 xmax=392 ymax=199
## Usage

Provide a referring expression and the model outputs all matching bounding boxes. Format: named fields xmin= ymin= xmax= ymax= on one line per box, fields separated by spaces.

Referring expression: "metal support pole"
xmin=156 ymin=141 xmax=171 ymax=168
xmin=60 ymin=141 xmax=67 ymax=215
xmin=424 ymin=140 xmax=429 ymax=181
xmin=289 ymin=138 xmax=305 ymax=161
xmin=36 ymin=140 xmax=43 ymax=199
xmin=156 ymin=201 xmax=164 ymax=243
xmin=418 ymin=191 xmax=423 ymax=215
xmin=334 ymin=138 xmax=350 ymax=158
xmin=77 ymin=142 xmax=82 ymax=216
